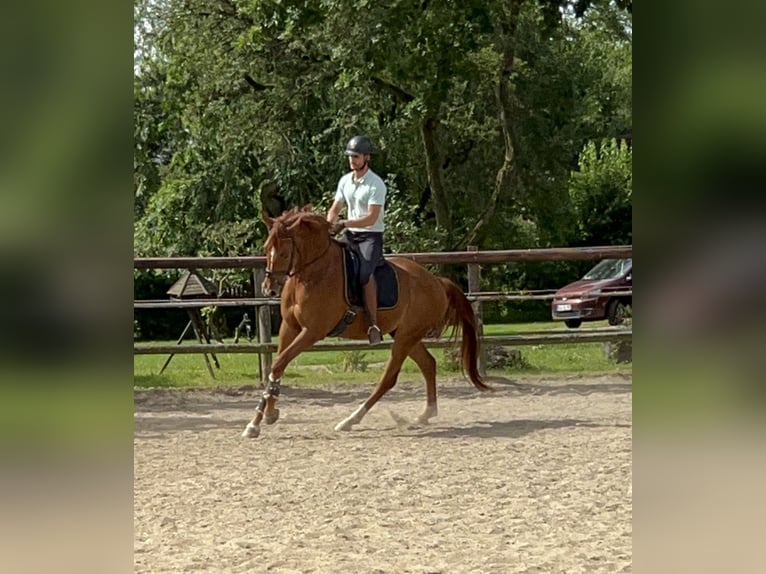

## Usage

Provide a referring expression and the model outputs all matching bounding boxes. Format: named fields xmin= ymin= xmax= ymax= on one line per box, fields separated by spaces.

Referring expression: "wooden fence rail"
xmin=134 ymin=328 xmax=632 ymax=355
xmin=134 ymin=245 xmax=632 ymax=270
xmin=133 ymin=289 xmax=634 ymax=309
xmin=134 ymin=245 xmax=632 ymax=380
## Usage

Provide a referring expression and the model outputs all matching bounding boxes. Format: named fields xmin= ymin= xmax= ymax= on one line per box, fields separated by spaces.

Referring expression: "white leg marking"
xmin=241 ymin=422 xmax=261 ymax=438
xmin=334 ymin=404 xmax=368 ymax=431
xmin=417 ymin=404 xmax=438 ymax=424
xmin=389 ymin=409 xmax=416 ymax=429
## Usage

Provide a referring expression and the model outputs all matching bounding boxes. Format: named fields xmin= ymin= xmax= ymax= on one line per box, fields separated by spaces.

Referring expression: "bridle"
xmin=265 ymin=234 xmax=331 ymax=281
xmin=264 ymin=236 xmax=296 ymax=281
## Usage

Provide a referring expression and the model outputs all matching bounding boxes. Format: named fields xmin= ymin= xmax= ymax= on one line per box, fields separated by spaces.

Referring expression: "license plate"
xmin=556 ymin=304 xmax=572 ymax=312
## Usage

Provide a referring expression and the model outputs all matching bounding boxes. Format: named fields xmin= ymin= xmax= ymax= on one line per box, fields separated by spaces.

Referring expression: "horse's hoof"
xmin=335 ymin=404 xmax=367 ymax=431
xmin=389 ymin=409 xmax=413 ymax=428
xmin=334 ymin=420 xmax=354 ymax=432
xmin=264 ymin=409 xmax=280 ymax=425
xmin=417 ymin=406 xmax=438 ymax=424
xmin=241 ymin=423 xmax=260 ymax=438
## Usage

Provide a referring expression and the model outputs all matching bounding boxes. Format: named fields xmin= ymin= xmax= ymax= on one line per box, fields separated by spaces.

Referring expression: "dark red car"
xmin=551 ymin=258 xmax=632 ymax=328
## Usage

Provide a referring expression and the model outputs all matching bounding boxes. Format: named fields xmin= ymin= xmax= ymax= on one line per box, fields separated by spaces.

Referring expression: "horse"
xmin=241 ymin=206 xmax=492 ymax=438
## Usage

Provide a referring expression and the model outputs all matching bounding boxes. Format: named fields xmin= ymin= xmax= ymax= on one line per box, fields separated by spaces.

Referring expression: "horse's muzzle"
xmin=262 ymin=278 xmax=281 ymax=298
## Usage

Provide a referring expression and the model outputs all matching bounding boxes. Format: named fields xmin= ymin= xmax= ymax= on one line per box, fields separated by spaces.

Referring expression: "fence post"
xmin=467 ymin=245 xmax=487 ymax=376
xmin=253 ymin=268 xmax=272 ymax=384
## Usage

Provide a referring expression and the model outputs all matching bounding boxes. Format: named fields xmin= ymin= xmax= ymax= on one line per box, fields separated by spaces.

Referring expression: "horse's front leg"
xmin=242 ymin=324 xmax=320 ymax=438
xmin=260 ymin=321 xmax=301 ymax=426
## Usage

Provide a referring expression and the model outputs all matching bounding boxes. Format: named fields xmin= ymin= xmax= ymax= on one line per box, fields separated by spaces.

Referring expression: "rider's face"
xmin=348 ymin=153 xmax=368 ymax=171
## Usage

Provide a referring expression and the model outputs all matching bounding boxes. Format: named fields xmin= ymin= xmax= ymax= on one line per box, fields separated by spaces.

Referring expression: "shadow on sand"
xmin=398 ymin=417 xmax=629 ymax=440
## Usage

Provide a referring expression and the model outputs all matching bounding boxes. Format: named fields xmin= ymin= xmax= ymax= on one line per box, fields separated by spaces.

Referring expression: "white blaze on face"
xmin=263 ymin=245 xmax=277 ymax=294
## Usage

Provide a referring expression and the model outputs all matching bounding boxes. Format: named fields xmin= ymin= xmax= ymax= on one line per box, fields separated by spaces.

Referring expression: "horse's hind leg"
xmin=408 ymin=341 xmax=438 ymax=424
xmin=334 ymin=336 xmax=416 ymax=431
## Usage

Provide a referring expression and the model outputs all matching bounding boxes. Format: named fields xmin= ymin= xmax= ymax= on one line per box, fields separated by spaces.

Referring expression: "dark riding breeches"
xmin=344 ymin=231 xmax=384 ymax=285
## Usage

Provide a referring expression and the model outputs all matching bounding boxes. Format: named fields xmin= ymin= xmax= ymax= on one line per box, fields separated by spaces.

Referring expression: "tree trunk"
xmin=460 ymin=3 xmax=521 ymax=249
xmin=421 ymin=115 xmax=453 ymax=246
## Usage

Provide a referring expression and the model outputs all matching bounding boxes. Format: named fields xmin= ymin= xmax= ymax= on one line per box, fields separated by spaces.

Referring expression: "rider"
xmin=326 ymin=135 xmax=387 ymax=344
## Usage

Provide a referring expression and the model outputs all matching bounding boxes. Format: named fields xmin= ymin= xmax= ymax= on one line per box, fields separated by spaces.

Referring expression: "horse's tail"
xmin=439 ymin=278 xmax=493 ymax=392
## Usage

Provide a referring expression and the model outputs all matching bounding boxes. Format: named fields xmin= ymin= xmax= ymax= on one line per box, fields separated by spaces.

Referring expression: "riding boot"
xmin=363 ymin=278 xmax=383 ymax=344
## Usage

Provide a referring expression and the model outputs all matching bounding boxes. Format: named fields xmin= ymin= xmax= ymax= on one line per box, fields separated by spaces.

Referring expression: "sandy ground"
xmin=134 ymin=374 xmax=632 ymax=573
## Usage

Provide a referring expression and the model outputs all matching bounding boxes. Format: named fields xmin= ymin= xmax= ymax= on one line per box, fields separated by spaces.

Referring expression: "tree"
xmin=133 ymin=0 xmax=631 ymax=263
xmin=569 ymin=138 xmax=632 ymax=246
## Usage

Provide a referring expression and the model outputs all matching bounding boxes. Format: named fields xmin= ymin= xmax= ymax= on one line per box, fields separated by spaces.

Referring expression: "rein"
xmin=264 ymin=237 xmax=295 ymax=280
xmin=297 ymin=240 xmax=332 ymax=273
xmin=265 ymin=235 xmax=332 ymax=279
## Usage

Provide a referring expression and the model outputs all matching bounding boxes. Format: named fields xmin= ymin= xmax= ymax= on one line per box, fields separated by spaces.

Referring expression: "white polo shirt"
xmin=334 ymin=168 xmax=387 ymax=232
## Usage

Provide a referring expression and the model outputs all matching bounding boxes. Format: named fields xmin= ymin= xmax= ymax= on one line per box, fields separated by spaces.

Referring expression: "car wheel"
xmin=607 ymin=299 xmax=626 ymax=325
xmin=564 ymin=319 xmax=582 ymax=329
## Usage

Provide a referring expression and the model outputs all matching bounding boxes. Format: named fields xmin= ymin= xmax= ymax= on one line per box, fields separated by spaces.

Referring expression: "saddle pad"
xmin=342 ymin=247 xmax=399 ymax=310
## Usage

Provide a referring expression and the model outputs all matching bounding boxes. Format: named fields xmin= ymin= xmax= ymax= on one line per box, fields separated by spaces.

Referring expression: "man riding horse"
xmin=326 ymin=135 xmax=386 ymax=344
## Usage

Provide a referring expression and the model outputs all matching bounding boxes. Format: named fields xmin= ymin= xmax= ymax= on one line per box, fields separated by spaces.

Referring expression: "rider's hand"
xmin=330 ymin=220 xmax=346 ymax=235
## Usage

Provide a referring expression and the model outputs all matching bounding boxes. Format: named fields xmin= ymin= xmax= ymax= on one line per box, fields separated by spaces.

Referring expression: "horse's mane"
xmin=265 ymin=205 xmax=329 ymax=249
xmin=277 ymin=205 xmax=328 ymax=230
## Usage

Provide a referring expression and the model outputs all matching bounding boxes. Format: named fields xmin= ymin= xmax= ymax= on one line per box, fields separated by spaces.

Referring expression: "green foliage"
xmin=440 ymin=347 xmax=462 ymax=373
xmin=341 ymin=350 xmax=369 ymax=373
xmin=383 ymin=174 xmax=448 ymax=254
xmin=134 ymin=0 xmax=631 ymax=293
xmin=133 ymin=269 xmax=188 ymax=340
xmin=569 ymin=139 xmax=632 ymax=245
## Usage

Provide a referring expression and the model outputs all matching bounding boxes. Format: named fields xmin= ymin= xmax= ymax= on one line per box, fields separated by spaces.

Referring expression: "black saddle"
xmin=341 ymin=244 xmax=399 ymax=310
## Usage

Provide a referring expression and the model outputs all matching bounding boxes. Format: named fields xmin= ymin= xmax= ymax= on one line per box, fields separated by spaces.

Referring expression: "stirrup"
xmin=367 ymin=325 xmax=383 ymax=344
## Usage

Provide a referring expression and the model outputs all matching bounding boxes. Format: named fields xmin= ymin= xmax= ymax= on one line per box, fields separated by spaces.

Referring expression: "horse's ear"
xmin=262 ymin=209 xmax=275 ymax=229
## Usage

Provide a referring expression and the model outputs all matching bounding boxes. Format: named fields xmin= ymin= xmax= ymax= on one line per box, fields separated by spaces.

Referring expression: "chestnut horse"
xmin=242 ymin=207 xmax=492 ymax=438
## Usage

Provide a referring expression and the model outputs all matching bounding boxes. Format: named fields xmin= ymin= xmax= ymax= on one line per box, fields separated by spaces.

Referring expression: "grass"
xmin=134 ymin=320 xmax=631 ymax=389
xmin=1 ymin=367 xmax=131 ymax=447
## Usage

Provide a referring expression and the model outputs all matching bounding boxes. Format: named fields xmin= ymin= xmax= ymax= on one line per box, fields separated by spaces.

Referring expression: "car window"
xmin=583 ymin=258 xmax=632 ymax=281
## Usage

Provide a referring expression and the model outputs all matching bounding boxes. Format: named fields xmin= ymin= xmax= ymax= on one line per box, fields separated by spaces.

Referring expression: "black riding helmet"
xmin=344 ymin=135 xmax=373 ymax=156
